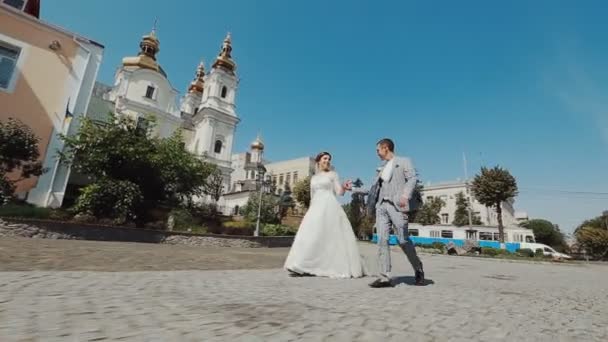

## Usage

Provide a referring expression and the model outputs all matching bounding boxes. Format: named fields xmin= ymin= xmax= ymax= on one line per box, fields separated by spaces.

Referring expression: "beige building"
xmin=265 ymin=157 xmax=316 ymax=195
xmin=221 ymin=135 xmax=316 ymax=215
xmin=0 ymin=0 xmax=104 ymax=207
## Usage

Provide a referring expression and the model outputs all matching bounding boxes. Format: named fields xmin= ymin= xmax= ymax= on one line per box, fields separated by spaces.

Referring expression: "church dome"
xmin=122 ymin=28 xmax=163 ymax=75
xmin=212 ymin=33 xmax=237 ymax=74
xmin=250 ymin=136 xmax=264 ymax=150
xmin=188 ymin=60 xmax=205 ymax=94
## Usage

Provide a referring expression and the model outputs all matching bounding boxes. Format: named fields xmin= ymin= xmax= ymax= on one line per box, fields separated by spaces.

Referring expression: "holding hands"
xmin=343 ymin=179 xmax=353 ymax=191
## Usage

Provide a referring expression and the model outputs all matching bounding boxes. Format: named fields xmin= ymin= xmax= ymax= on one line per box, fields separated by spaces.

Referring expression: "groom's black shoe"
xmin=369 ymin=278 xmax=394 ymax=288
xmin=414 ymin=270 xmax=425 ymax=286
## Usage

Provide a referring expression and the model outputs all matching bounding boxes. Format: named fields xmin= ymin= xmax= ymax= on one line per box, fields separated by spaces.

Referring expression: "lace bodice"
xmin=311 ymin=171 xmax=343 ymax=200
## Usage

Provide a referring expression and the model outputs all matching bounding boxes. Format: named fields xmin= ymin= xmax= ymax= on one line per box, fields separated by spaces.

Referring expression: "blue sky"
xmin=43 ymin=0 xmax=608 ymax=233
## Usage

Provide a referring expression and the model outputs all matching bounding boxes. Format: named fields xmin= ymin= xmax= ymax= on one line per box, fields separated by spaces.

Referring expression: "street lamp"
xmin=254 ymin=164 xmax=268 ymax=237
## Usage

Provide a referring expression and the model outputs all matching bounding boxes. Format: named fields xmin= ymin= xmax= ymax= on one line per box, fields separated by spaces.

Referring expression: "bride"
xmin=284 ymin=151 xmax=366 ymax=278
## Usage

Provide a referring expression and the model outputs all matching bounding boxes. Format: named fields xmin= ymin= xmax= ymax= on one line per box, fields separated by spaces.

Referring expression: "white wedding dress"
xmin=284 ymin=171 xmax=366 ymax=278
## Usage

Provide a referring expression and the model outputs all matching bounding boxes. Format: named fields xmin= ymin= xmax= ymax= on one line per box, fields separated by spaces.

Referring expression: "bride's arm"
xmin=332 ymin=172 xmax=346 ymax=196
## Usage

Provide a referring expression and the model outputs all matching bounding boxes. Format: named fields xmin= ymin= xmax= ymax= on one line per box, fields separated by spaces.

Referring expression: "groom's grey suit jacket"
xmin=367 ymin=156 xmax=419 ymax=214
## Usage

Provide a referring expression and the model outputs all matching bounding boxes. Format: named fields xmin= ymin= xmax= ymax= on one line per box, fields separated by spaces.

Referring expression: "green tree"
xmin=452 ymin=191 xmax=482 ymax=226
xmin=60 ymin=113 xmax=215 ymax=221
xmin=293 ymin=176 xmax=311 ymax=208
xmin=154 ymin=130 xmax=216 ymax=205
xmin=241 ymin=193 xmax=279 ymax=224
xmin=345 ymin=191 xmax=365 ymax=237
xmin=407 ymin=181 xmax=424 ymax=222
xmin=575 ymin=214 xmax=608 ymax=232
xmin=520 ymin=219 xmax=567 ymax=251
xmin=470 ymin=166 xmax=518 ymax=243
xmin=412 ymin=197 xmax=445 ymax=225
xmin=0 ymin=119 xmax=46 ymax=204
xmin=203 ymin=168 xmax=225 ymax=202
xmin=73 ymin=178 xmax=142 ymax=224
xmin=278 ymin=183 xmax=296 ymax=219
xmin=575 ymin=212 xmax=608 ymax=259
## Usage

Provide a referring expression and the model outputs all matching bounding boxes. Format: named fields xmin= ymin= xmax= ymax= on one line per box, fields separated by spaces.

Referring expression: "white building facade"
xmin=66 ymin=29 xmax=241 ymax=205
xmin=421 ymin=180 xmax=526 ymax=228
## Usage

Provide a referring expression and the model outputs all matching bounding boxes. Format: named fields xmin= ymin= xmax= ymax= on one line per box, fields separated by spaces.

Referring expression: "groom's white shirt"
xmin=380 ymin=158 xmax=394 ymax=182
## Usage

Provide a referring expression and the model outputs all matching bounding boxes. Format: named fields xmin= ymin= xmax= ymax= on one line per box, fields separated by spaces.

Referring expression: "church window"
xmin=144 ymin=85 xmax=155 ymax=99
xmin=221 ymin=86 xmax=227 ymax=98
xmin=135 ymin=117 xmax=149 ymax=135
xmin=0 ymin=40 xmax=21 ymax=90
xmin=214 ymin=140 xmax=223 ymax=154
xmin=3 ymin=0 xmax=27 ymax=11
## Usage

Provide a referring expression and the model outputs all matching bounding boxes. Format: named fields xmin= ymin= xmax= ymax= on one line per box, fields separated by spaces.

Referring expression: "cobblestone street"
xmin=1 ymin=238 xmax=607 ymax=341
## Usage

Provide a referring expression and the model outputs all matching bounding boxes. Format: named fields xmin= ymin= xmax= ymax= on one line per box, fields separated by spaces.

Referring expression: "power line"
xmin=518 ymin=192 xmax=608 ymax=200
xmin=520 ymin=187 xmax=608 ymax=196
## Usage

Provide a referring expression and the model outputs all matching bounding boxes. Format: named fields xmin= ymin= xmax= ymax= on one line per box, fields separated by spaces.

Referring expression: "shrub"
xmin=190 ymin=202 xmax=219 ymax=219
xmin=222 ymin=221 xmax=254 ymax=236
xmin=261 ymin=224 xmax=298 ymax=236
xmin=431 ymin=242 xmax=446 ymax=251
xmin=187 ymin=225 xmax=209 ymax=234
xmin=415 ymin=243 xmax=445 ymax=253
xmin=480 ymin=247 xmax=510 ymax=256
xmin=516 ymin=248 xmax=535 ymax=258
xmin=0 ymin=203 xmax=52 ymax=219
xmin=73 ymin=178 xmax=142 ymax=224
xmin=0 ymin=177 xmax=13 ymax=206
xmin=169 ymin=208 xmax=194 ymax=231
xmin=535 ymin=248 xmax=545 ymax=258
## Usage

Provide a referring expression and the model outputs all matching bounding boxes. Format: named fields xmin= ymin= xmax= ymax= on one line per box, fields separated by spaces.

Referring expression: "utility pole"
xmin=463 ymin=152 xmax=474 ymax=231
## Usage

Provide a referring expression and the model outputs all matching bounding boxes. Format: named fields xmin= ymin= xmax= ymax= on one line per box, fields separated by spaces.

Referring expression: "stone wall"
xmin=0 ymin=219 xmax=293 ymax=248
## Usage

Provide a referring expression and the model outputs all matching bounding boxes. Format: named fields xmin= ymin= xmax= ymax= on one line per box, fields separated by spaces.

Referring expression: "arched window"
xmin=214 ymin=140 xmax=223 ymax=154
xmin=221 ymin=86 xmax=227 ymax=98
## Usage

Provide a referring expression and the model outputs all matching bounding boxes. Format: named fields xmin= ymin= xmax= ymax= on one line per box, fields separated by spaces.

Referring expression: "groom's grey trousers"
xmin=376 ymin=200 xmax=423 ymax=278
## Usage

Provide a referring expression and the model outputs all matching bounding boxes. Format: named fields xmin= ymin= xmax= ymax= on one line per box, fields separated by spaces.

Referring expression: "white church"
xmin=63 ymin=28 xmax=240 ymax=205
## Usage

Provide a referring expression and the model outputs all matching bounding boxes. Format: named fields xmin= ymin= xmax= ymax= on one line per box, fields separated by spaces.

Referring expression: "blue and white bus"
xmin=371 ymin=223 xmax=536 ymax=253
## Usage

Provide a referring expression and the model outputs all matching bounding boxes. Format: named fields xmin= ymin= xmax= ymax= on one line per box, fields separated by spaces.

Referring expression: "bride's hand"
xmin=343 ymin=180 xmax=353 ymax=191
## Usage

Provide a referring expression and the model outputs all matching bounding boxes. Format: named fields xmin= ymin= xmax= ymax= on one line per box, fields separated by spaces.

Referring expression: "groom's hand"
xmin=399 ymin=196 xmax=409 ymax=210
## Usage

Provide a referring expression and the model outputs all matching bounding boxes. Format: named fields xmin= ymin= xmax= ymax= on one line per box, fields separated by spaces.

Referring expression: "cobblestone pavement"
xmin=1 ymin=239 xmax=607 ymax=341
xmin=0 ymin=237 xmax=288 ymax=271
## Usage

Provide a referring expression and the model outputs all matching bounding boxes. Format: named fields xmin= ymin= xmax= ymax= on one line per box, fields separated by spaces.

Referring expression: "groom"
xmin=368 ymin=138 xmax=425 ymax=288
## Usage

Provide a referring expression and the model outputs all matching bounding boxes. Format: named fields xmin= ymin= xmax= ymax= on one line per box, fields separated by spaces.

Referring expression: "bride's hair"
xmin=314 ymin=152 xmax=332 ymax=173
xmin=315 ymin=151 xmax=332 ymax=163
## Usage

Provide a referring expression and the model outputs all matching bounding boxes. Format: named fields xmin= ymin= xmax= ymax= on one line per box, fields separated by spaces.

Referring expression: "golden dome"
xmin=122 ymin=29 xmax=162 ymax=73
xmin=212 ymin=32 xmax=236 ymax=73
xmin=250 ymin=135 xmax=264 ymax=150
xmin=188 ymin=60 xmax=205 ymax=94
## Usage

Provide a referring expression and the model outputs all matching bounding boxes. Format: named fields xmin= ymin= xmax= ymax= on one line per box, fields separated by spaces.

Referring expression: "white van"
xmin=519 ymin=242 xmax=572 ymax=259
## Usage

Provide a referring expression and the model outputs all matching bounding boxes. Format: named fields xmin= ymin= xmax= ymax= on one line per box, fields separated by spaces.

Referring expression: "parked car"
xmin=519 ymin=242 xmax=572 ymax=259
